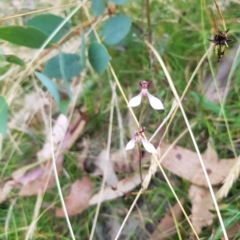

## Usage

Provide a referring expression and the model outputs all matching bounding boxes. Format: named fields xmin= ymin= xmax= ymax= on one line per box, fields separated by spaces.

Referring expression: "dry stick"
xmin=3 ymin=1 xmax=87 ymax=175
xmin=115 ymin=123 xmax=200 ymax=240
xmin=4 ymin=198 xmax=17 ymax=240
xmin=33 ymin=14 xmax=109 ymax=65
xmin=216 ymin=44 xmax=240 ymax=200
xmin=149 ymin=100 xmax=178 ymax=142
xmin=213 ymin=0 xmax=227 ymax=31
xmin=110 ymin=67 xmax=199 ymax=240
xmin=114 ymin=189 xmax=143 ymax=239
xmin=145 ymin=41 xmax=228 ymax=240
xmin=49 ymin=103 xmax=75 ymax=240
xmin=82 ymin=6 xmax=199 ymax=240
xmin=0 ymin=3 xmax=75 ymax=22
xmin=7 ymin=0 xmax=88 ymax=105
xmin=25 ymin=191 xmax=43 ymax=240
xmin=155 ymin=46 xmax=214 ymax=144
xmin=89 ymin=82 xmax=116 ymax=240
xmin=108 ymin=52 xmax=200 ymax=240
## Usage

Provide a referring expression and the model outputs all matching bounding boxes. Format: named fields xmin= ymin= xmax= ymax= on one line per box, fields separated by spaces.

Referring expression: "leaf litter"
xmin=55 ymin=176 xmax=93 ymax=217
xmin=1 ymin=104 xmax=238 ymax=237
xmin=159 ymin=142 xmax=236 ymax=186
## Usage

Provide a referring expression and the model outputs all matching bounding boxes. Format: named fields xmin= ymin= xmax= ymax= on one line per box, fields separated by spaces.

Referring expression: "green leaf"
xmin=213 ymin=213 xmax=240 ymax=240
xmin=44 ymin=53 xmax=83 ymax=79
xmin=5 ymin=55 xmax=25 ymax=66
xmin=109 ymin=0 xmax=129 ymax=4
xmin=0 ymin=65 xmax=10 ymax=76
xmin=60 ymin=99 xmax=70 ymax=115
xmin=0 ymin=26 xmax=51 ymax=48
xmin=91 ymin=0 xmax=106 ymax=16
xmin=26 ymin=14 xmax=72 ymax=43
xmin=102 ymin=15 xmax=132 ymax=45
xmin=88 ymin=42 xmax=110 ymax=74
xmin=35 ymin=71 xmax=60 ymax=108
xmin=0 ymin=96 xmax=8 ymax=136
xmin=59 ymin=51 xmax=72 ymax=98
xmin=191 ymin=91 xmax=222 ymax=115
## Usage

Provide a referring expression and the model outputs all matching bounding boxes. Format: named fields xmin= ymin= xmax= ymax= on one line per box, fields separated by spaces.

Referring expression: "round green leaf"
xmin=91 ymin=0 xmax=105 ymax=16
xmin=102 ymin=15 xmax=132 ymax=45
xmin=35 ymin=71 xmax=60 ymax=108
xmin=0 ymin=26 xmax=51 ymax=48
xmin=88 ymin=42 xmax=110 ymax=74
xmin=0 ymin=96 xmax=8 ymax=136
xmin=26 ymin=14 xmax=72 ymax=43
xmin=109 ymin=0 xmax=129 ymax=5
xmin=44 ymin=53 xmax=83 ymax=79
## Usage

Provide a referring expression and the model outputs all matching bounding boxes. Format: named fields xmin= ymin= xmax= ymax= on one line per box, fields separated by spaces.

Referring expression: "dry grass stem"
xmin=146 ymin=40 xmax=228 ymax=240
xmin=217 ymin=156 xmax=240 ymax=200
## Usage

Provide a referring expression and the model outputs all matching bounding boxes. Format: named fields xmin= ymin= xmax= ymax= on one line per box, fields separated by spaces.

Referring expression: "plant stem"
xmin=137 ymin=142 xmax=143 ymax=184
xmin=139 ymin=97 xmax=147 ymax=127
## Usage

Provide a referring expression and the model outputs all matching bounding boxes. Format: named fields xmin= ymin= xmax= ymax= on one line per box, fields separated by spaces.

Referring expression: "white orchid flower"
xmin=128 ymin=80 xmax=164 ymax=110
xmin=125 ymin=128 xmax=157 ymax=153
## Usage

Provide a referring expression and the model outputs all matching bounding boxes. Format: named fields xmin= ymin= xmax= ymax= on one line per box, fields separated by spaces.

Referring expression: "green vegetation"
xmin=0 ymin=0 xmax=240 ymax=239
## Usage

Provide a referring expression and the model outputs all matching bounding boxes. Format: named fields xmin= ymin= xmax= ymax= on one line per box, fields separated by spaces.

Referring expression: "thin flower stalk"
xmin=126 ymin=128 xmax=157 ymax=183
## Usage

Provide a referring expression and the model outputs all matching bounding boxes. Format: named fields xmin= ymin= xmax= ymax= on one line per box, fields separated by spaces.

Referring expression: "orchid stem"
xmin=137 ymin=142 xmax=143 ymax=184
xmin=139 ymin=97 xmax=147 ymax=127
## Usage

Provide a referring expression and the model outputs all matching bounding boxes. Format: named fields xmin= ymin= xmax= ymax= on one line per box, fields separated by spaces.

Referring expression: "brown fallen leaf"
xmin=1 ymin=111 xmax=88 ymax=201
xmin=93 ymin=149 xmax=119 ymax=186
xmin=18 ymin=155 xmax=63 ymax=196
xmin=160 ymin=142 xmax=236 ymax=186
xmin=189 ymin=184 xmax=215 ymax=233
xmin=150 ymin=199 xmax=184 ymax=240
xmin=56 ymin=176 xmax=93 ymax=217
xmin=89 ymin=173 xmax=145 ymax=206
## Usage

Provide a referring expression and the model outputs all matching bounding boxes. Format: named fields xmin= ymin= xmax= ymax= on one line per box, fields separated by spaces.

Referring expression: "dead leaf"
xmin=0 ymin=180 xmax=15 ymax=203
xmin=89 ymin=173 xmax=145 ymax=205
xmin=189 ymin=184 xmax=214 ymax=233
xmin=55 ymin=176 xmax=93 ymax=217
xmin=18 ymin=155 xmax=63 ymax=196
xmin=1 ymin=112 xmax=86 ymax=201
xmin=93 ymin=149 xmax=119 ymax=186
xmin=150 ymin=199 xmax=184 ymax=240
xmin=37 ymin=114 xmax=69 ymax=161
xmin=160 ymin=142 xmax=236 ymax=186
xmin=106 ymin=148 xmax=140 ymax=175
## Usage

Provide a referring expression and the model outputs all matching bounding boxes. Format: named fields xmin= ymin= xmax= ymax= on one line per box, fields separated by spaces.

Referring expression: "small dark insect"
xmin=208 ymin=0 xmax=232 ymax=61
xmin=208 ymin=24 xmax=231 ymax=62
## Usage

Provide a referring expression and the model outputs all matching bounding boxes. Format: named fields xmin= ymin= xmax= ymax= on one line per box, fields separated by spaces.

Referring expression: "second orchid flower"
xmin=128 ymin=80 xmax=164 ymax=110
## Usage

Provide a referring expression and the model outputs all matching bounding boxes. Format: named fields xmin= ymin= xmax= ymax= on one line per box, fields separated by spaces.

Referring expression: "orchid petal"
xmin=141 ymin=138 xmax=157 ymax=153
xmin=147 ymin=92 xmax=164 ymax=110
xmin=125 ymin=139 xmax=136 ymax=150
xmin=128 ymin=93 xmax=142 ymax=107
